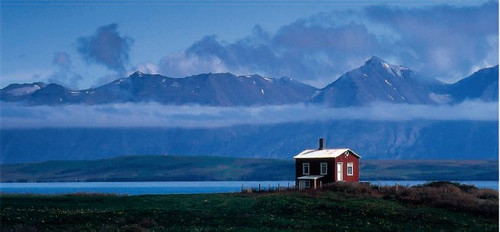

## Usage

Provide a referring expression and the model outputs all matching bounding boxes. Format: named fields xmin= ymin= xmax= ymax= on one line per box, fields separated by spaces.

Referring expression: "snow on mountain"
xmin=7 ymin=85 xmax=42 ymax=96
xmin=0 ymin=82 xmax=47 ymax=102
xmin=0 ymin=72 xmax=317 ymax=106
xmin=0 ymin=57 xmax=497 ymax=107
xmin=27 ymin=83 xmax=83 ymax=105
xmin=312 ymin=56 xmax=448 ymax=107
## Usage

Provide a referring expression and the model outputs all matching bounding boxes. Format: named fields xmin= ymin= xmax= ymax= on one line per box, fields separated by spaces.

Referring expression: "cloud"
xmin=52 ymin=52 xmax=72 ymax=70
xmin=159 ymin=27 xmax=279 ymax=78
xmin=157 ymin=2 xmax=498 ymax=85
xmin=47 ymin=52 xmax=83 ymax=88
xmin=2 ymin=101 xmax=497 ymax=129
xmin=133 ymin=62 xmax=160 ymax=75
xmin=77 ymin=24 xmax=134 ymax=74
xmin=159 ymin=49 xmax=230 ymax=77
xmin=364 ymin=1 xmax=499 ymax=81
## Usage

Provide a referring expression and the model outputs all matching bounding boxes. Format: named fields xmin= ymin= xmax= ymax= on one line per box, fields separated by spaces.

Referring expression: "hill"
xmin=1 ymin=155 xmax=497 ymax=182
xmin=2 ymin=120 xmax=497 ymax=163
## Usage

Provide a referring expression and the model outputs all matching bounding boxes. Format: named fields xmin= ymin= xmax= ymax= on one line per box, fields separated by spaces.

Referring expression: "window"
xmin=303 ymin=163 xmax=310 ymax=175
xmin=347 ymin=162 xmax=354 ymax=176
xmin=304 ymin=180 xmax=311 ymax=188
xmin=320 ymin=162 xmax=328 ymax=175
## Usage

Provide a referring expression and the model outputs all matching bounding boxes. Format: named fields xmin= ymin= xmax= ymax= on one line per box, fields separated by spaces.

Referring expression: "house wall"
xmin=334 ymin=151 xmax=360 ymax=182
xmin=295 ymin=158 xmax=337 ymax=184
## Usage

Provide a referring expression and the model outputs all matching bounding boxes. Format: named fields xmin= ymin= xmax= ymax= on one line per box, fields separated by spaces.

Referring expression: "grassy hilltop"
xmin=1 ymin=182 xmax=498 ymax=231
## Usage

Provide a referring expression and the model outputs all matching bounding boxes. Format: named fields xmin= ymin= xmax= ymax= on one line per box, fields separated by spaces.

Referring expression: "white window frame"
xmin=320 ymin=162 xmax=328 ymax=175
xmin=304 ymin=180 xmax=311 ymax=188
xmin=303 ymin=163 xmax=310 ymax=175
xmin=347 ymin=162 xmax=354 ymax=176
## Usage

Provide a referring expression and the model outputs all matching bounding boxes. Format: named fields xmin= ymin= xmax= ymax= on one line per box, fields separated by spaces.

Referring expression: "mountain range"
xmin=1 ymin=72 xmax=317 ymax=106
xmin=1 ymin=56 xmax=498 ymax=107
xmin=0 ymin=57 xmax=498 ymax=164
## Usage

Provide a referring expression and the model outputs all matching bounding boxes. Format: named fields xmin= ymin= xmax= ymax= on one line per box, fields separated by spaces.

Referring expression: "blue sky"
xmin=1 ymin=0 xmax=498 ymax=89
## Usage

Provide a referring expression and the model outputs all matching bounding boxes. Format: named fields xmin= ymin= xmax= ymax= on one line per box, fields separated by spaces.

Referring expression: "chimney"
xmin=318 ymin=138 xmax=325 ymax=150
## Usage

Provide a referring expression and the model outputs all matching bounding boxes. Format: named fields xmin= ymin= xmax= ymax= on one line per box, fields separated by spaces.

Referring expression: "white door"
xmin=337 ymin=162 xmax=343 ymax=181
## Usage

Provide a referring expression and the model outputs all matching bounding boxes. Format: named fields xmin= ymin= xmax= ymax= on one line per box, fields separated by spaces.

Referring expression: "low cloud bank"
xmin=1 ymin=101 xmax=497 ymax=129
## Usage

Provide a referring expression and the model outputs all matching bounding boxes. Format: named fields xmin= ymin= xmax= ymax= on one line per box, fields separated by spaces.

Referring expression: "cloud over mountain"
xmin=48 ymin=52 xmax=82 ymax=88
xmin=158 ymin=2 xmax=498 ymax=86
xmin=364 ymin=1 xmax=498 ymax=80
xmin=77 ymin=24 xmax=134 ymax=74
xmin=52 ymin=52 xmax=72 ymax=70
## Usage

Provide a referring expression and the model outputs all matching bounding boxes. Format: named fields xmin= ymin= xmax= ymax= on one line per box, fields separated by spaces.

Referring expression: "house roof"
xmin=293 ymin=148 xmax=361 ymax=159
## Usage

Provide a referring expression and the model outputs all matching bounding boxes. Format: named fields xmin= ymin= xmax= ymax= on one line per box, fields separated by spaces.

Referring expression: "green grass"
xmin=1 ymin=185 xmax=498 ymax=231
xmin=1 ymin=155 xmax=497 ymax=182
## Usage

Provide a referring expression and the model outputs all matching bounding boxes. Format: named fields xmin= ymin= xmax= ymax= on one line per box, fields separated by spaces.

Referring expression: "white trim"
xmin=320 ymin=162 xmax=328 ymax=175
xmin=303 ymin=162 xmax=310 ymax=175
xmin=347 ymin=162 xmax=354 ymax=176
xmin=337 ymin=162 xmax=343 ymax=181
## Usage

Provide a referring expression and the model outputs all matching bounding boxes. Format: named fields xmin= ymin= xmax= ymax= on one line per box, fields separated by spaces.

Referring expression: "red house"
xmin=294 ymin=138 xmax=360 ymax=189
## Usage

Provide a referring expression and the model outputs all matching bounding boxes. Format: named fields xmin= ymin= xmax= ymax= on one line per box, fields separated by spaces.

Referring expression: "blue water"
xmin=0 ymin=181 xmax=294 ymax=195
xmin=0 ymin=180 xmax=497 ymax=195
xmin=367 ymin=180 xmax=499 ymax=190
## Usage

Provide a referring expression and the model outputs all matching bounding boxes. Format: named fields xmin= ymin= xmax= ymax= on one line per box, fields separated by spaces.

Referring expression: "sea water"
xmin=0 ymin=180 xmax=497 ymax=195
xmin=0 ymin=181 xmax=294 ymax=195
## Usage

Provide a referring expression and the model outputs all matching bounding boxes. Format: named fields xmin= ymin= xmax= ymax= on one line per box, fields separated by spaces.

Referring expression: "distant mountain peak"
xmin=362 ymin=56 xmax=410 ymax=78
xmin=313 ymin=56 xmax=438 ymax=106
xmin=366 ymin=56 xmax=384 ymax=64
xmin=130 ymin=71 xmax=145 ymax=78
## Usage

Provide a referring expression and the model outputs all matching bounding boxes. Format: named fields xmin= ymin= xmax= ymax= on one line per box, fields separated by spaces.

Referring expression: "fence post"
xmin=278 ymin=183 xmax=280 ymax=191
xmin=259 ymin=184 xmax=261 ymax=192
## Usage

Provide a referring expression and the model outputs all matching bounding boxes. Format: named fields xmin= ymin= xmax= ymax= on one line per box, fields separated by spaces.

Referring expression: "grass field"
xmin=1 ymin=182 xmax=497 ymax=231
xmin=1 ymin=155 xmax=497 ymax=182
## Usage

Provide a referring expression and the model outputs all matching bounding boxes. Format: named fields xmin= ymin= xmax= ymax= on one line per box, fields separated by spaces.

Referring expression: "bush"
xmin=307 ymin=181 xmax=498 ymax=218
xmin=476 ymin=189 xmax=498 ymax=200
xmin=381 ymin=181 xmax=498 ymax=218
